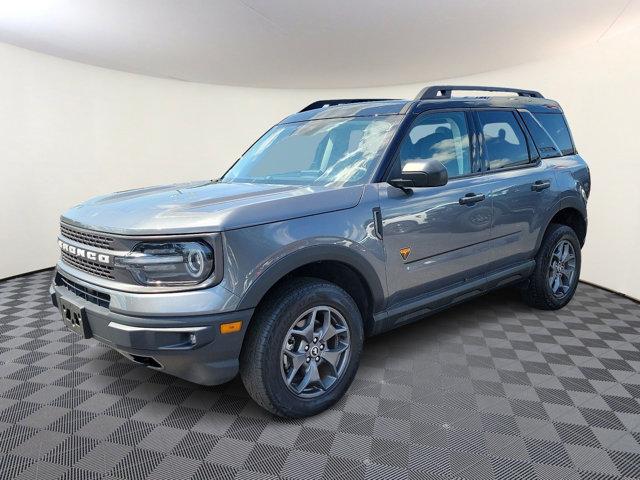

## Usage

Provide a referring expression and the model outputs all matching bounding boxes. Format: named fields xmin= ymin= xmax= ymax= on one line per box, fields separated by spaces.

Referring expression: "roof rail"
xmin=416 ymin=85 xmax=544 ymax=100
xmin=299 ymin=99 xmax=395 ymax=112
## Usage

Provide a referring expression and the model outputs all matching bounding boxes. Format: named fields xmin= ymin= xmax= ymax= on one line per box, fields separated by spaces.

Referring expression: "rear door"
xmin=474 ymin=109 xmax=557 ymax=270
xmin=378 ymin=110 xmax=493 ymax=307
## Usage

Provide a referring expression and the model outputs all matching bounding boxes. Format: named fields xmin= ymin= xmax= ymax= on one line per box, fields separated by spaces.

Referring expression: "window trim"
xmin=473 ymin=108 xmax=542 ymax=175
xmin=381 ymin=108 xmax=481 ymax=183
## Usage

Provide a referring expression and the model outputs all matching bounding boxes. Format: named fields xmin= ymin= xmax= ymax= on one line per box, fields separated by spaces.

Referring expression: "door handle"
xmin=459 ymin=193 xmax=486 ymax=205
xmin=532 ymin=180 xmax=551 ymax=192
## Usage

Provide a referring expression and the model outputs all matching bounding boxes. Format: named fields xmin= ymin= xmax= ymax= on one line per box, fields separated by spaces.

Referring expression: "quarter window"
xmin=397 ymin=111 xmax=474 ymax=179
xmin=478 ymin=111 xmax=530 ymax=170
xmin=534 ymin=113 xmax=575 ymax=156
xmin=520 ymin=111 xmax=561 ymax=159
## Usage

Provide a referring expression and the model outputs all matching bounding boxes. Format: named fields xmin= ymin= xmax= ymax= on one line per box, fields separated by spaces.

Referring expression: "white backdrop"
xmin=1 ymin=27 xmax=639 ymax=299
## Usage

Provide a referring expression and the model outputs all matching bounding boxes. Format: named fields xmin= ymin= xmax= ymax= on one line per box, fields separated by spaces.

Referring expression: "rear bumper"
xmin=50 ymin=269 xmax=253 ymax=385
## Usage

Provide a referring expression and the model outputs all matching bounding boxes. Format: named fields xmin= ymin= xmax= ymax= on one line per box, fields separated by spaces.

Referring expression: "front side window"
xmin=397 ymin=111 xmax=474 ymax=179
xmin=221 ymin=116 xmax=402 ymax=187
xmin=478 ymin=110 xmax=530 ymax=170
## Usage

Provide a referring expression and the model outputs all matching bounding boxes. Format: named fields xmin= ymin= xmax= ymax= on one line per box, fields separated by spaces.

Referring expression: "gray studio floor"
xmin=2 ymin=270 xmax=640 ymax=480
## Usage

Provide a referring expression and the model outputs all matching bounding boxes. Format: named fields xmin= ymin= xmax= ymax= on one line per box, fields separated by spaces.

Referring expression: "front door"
xmin=378 ymin=110 xmax=493 ymax=308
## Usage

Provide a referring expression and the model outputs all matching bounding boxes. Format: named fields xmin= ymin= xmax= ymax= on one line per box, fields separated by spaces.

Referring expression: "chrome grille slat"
xmin=60 ymin=224 xmax=115 ymax=250
xmin=61 ymin=251 xmax=115 ymax=280
xmin=56 ymin=273 xmax=111 ymax=308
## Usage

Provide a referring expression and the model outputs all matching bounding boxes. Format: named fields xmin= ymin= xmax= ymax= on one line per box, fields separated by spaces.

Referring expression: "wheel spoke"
xmin=283 ymin=350 xmax=307 ymax=385
xmin=319 ymin=311 xmax=347 ymax=343
xmin=322 ymin=342 xmax=348 ymax=372
xmin=295 ymin=360 xmax=321 ymax=393
xmin=290 ymin=309 xmax=317 ymax=343
xmin=317 ymin=309 xmax=333 ymax=341
xmin=561 ymin=270 xmax=573 ymax=287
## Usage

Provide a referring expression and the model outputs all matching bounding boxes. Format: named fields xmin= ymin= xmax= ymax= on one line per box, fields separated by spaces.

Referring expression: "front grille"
xmin=56 ymin=273 xmax=110 ymax=308
xmin=61 ymin=251 xmax=115 ymax=280
xmin=60 ymin=224 xmax=115 ymax=250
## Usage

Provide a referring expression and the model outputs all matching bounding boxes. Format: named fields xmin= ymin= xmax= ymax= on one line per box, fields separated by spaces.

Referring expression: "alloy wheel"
xmin=548 ymin=239 xmax=577 ymax=298
xmin=280 ymin=306 xmax=351 ymax=398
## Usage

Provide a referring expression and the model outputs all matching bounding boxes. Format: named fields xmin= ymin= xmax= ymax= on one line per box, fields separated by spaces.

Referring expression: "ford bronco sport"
xmin=51 ymin=85 xmax=590 ymax=417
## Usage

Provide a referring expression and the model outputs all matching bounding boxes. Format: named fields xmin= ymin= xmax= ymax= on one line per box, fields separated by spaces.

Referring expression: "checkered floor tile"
xmin=1 ymin=270 xmax=640 ymax=479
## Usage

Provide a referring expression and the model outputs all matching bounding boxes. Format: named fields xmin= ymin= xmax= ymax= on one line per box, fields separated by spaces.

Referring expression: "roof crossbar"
xmin=416 ymin=85 xmax=544 ymax=100
xmin=299 ymin=99 xmax=395 ymax=112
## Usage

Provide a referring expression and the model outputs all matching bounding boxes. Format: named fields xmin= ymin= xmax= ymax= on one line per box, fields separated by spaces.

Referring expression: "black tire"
xmin=240 ymin=277 xmax=363 ymax=417
xmin=521 ymin=224 xmax=581 ymax=310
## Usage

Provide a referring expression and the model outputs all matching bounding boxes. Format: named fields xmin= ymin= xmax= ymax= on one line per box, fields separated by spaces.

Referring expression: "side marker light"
xmin=220 ymin=321 xmax=242 ymax=334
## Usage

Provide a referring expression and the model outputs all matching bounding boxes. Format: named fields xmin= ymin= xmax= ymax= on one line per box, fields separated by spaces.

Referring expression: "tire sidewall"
xmin=261 ymin=282 xmax=363 ymax=417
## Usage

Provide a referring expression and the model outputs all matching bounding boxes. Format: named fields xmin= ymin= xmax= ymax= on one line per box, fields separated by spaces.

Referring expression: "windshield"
xmin=220 ymin=116 xmax=402 ymax=187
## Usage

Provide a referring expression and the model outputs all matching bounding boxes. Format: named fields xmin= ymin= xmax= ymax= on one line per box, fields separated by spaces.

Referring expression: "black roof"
xmin=281 ymin=85 xmax=563 ymax=124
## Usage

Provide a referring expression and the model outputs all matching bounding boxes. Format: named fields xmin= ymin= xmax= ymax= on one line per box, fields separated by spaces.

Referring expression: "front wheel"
xmin=521 ymin=224 xmax=581 ymax=310
xmin=240 ymin=278 xmax=363 ymax=417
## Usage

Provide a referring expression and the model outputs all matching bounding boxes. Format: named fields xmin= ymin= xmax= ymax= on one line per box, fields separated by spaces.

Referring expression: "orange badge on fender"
xmin=400 ymin=247 xmax=411 ymax=260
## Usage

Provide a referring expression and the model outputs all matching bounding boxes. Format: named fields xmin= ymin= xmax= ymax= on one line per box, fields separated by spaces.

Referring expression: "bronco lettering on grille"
xmin=58 ymin=240 xmax=110 ymax=264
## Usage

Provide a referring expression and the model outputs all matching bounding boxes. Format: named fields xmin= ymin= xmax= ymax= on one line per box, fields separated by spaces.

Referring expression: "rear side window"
xmin=477 ymin=110 xmax=530 ymax=170
xmin=533 ymin=113 xmax=575 ymax=156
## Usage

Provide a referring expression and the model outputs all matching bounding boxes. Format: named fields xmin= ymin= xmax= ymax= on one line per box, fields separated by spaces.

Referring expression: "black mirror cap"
xmin=401 ymin=159 xmax=448 ymax=187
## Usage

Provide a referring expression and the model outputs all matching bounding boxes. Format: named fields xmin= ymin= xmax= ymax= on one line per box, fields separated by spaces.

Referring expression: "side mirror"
xmin=389 ymin=159 xmax=448 ymax=192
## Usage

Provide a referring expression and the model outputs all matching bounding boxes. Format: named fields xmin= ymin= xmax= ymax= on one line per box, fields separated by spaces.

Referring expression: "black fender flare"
xmin=236 ymin=244 xmax=386 ymax=313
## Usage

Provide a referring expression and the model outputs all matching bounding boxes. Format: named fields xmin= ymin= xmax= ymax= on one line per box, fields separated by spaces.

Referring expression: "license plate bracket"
xmin=59 ymin=297 xmax=92 ymax=339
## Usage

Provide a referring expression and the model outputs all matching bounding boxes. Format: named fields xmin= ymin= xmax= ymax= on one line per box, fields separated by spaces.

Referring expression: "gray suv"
xmin=51 ymin=85 xmax=590 ymax=417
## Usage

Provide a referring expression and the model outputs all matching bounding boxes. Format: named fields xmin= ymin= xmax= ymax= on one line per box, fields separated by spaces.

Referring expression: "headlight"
xmin=115 ymin=241 xmax=214 ymax=286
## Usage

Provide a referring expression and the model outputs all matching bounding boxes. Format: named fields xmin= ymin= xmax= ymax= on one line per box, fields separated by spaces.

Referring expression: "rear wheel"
xmin=240 ymin=278 xmax=363 ymax=417
xmin=521 ymin=224 xmax=581 ymax=310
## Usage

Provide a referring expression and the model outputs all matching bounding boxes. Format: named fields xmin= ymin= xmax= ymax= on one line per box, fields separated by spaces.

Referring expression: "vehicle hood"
xmin=61 ymin=181 xmax=365 ymax=235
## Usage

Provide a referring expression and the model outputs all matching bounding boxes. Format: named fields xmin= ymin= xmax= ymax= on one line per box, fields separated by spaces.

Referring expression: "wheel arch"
xmin=236 ymin=245 xmax=385 ymax=336
xmin=537 ymin=197 xmax=587 ymax=251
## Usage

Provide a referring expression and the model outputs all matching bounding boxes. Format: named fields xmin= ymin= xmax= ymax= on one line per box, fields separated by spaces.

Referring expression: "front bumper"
xmin=50 ymin=268 xmax=253 ymax=385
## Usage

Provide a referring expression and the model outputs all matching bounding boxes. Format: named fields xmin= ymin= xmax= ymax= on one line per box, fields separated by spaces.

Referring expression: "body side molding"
xmin=372 ymin=260 xmax=535 ymax=335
